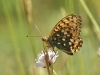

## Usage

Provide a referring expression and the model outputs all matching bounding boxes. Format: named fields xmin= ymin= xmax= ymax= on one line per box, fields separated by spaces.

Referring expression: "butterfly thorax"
xmin=42 ymin=36 xmax=52 ymax=47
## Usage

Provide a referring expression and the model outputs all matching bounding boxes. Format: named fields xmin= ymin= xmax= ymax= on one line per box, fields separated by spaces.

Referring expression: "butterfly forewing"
xmin=43 ymin=14 xmax=83 ymax=55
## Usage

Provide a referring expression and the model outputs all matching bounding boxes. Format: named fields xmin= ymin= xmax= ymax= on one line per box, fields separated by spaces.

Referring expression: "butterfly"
xmin=42 ymin=14 xmax=83 ymax=55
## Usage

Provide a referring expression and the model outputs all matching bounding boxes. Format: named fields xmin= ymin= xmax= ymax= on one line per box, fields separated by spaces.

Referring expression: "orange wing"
xmin=49 ymin=14 xmax=82 ymax=38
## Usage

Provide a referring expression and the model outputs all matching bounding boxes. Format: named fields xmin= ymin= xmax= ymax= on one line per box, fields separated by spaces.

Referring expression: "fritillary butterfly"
xmin=42 ymin=14 xmax=83 ymax=55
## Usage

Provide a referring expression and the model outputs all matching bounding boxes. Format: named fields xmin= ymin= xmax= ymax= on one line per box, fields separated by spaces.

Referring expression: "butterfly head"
xmin=42 ymin=36 xmax=48 ymax=42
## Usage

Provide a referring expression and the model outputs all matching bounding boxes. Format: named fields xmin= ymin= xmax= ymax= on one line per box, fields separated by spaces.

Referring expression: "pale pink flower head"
xmin=35 ymin=49 xmax=58 ymax=68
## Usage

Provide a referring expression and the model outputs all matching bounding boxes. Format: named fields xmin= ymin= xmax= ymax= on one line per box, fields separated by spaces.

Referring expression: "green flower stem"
xmin=53 ymin=70 xmax=57 ymax=75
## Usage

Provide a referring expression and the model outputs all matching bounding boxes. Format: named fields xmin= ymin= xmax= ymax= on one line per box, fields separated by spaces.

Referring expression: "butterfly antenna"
xmin=26 ymin=25 xmax=43 ymax=37
xmin=34 ymin=25 xmax=43 ymax=36
xmin=26 ymin=35 xmax=42 ymax=37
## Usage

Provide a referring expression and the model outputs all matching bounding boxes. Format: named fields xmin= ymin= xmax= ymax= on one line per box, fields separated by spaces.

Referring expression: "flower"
xmin=35 ymin=49 xmax=58 ymax=68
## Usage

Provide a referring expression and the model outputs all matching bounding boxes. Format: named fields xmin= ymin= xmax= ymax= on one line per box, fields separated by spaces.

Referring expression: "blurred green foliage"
xmin=0 ymin=0 xmax=100 ymax=75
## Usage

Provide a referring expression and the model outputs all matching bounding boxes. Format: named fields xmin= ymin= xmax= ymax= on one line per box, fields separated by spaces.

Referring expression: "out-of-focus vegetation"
xmin=0 ymin=0 xmax=100 ymax=75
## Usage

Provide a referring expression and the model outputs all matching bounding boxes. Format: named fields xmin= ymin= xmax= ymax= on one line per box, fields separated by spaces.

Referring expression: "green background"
xmin=0 ymin=0 xmax=100 ymax=75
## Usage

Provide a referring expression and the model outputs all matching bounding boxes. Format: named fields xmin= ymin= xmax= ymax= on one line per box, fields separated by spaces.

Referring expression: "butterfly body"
xmin=42 ymin=14 xmax=83 ymax=55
